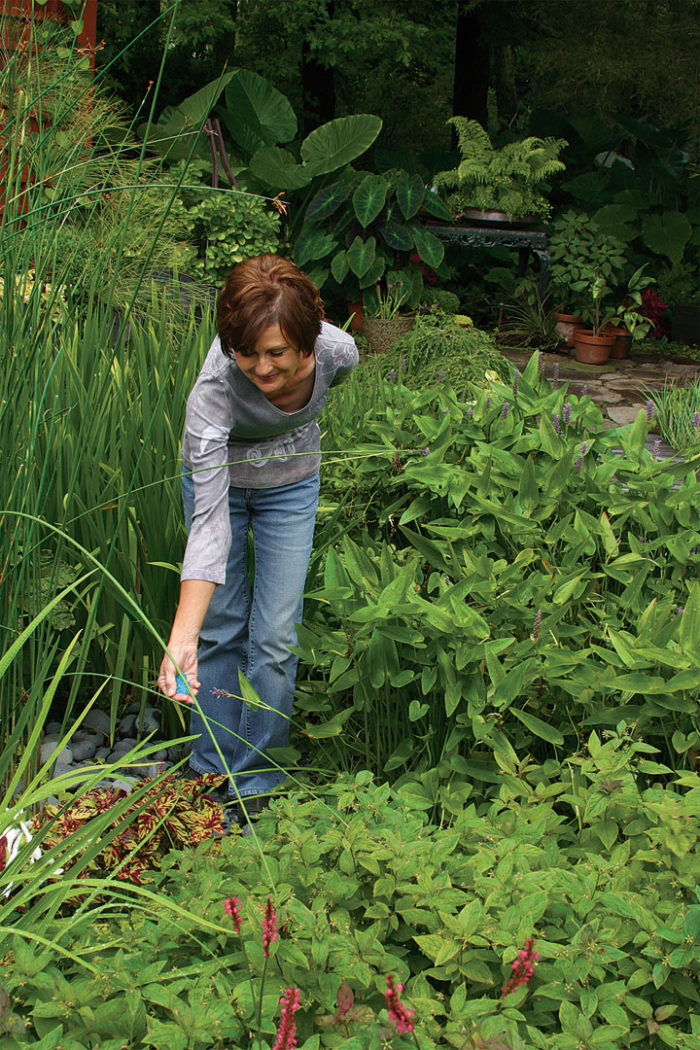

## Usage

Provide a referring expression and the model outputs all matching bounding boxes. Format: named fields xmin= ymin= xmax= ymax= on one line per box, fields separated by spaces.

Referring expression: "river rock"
xmin=83 ymin=709 xmax=111 ymax=736
xmin=118 ymin=714 xmax=137 ymax=737
xmin=41 ymin=741 xmax=72 ymax=766
xmin=70 ymin=738 xmax=98 ymax=762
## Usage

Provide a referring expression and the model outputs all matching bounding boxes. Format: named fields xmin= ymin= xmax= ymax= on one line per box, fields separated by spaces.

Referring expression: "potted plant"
xmin=547 ymin=211 xmax=628 ymax=346
xmin=433 ymin=118 xmax=567 ymax=223
xmin=606 ymin=266 xmax=656 ymax=358
xmin=362 ymin=272 xmax=416 ymax=354
xmin=293 ymin=167 xmax=446 ymax=316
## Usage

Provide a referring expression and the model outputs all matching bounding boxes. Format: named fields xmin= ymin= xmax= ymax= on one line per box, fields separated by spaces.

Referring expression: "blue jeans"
xmin=182 ymin=470 xmax=320 ymax=798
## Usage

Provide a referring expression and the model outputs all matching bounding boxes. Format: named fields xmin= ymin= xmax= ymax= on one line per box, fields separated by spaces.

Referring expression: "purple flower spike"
xmin=677 ymin=605 xmax=684 ymax=615
xmin=645 ymin=399 xmax=655 ymax=422
xmin=438 ymin=370 xmax=445 ymax=382
xmin=652 ymin=438 xmax=662 ymax=460
xmin=563 ymin=401 xmax=572 ymax=425
xmin=553 ymin=362 xmax=560 ymax=382
xmin=553 ymin=413 xmax=561 ymax=435
xmin=485 ymin=396 xmax=491 ymax=411
xmin=388 ymin=368 xmax=395 ymax=382
xmin=581 ymin=385 xmax=588 ymax=396
xmin=401 ymin=357 xmax=407 ymax=374
xmin=574 ymin=454 xmax=583 ymax=474
xmin=596 ymin=453 xmax=603 ymax=465
xmin=692 ymin=411 xmax=700 ymax=429
xmin=538 ymin=352 xmax=544 ymax=376
xmin=503 ymin=401 xmax=510 ymax=419
xmin=467 ymin=406 xmax=473 ymax=418
xmin=513 ymin=369 xmax=519 ymax=400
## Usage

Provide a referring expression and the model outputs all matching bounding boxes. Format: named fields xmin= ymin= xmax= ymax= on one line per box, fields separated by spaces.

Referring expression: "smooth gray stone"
xmin=41 ymin=742 xmax=73 ymax=765
xmin=118 ymin=714 xmax=137 ymax=737
xmin=138 ymin=708 xmax=160 ymax=734
xmin=45 ymin=721 xmax=62 ymax=735
xmin=41 ymin=733 xmax=61 ymax=747
xmin=83 ymin=709 xmax=111 ymax=736
xmin=72 ymin=729 xmax=101 ymax=743
xmin=152 ymin=749 xmax=169 ymax=762
xmin=96 ymin=777 xmax=136 ymax=794
xmin=70 ymin=739 xmax=98 ymax=762
xmin=109 ymin=737 xmax=138 ymax=755
xmin=94 ymin=746 xmax=111 ymax=760
xmin=140 ymin=762 xmax=173 ymax=779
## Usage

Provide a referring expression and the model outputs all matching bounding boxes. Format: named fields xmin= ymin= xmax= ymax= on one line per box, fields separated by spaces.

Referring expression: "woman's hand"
xmin=158 ymin=643 xmax=200 ymax=703
xmin=158 ymin=580 xmax=216 ymax=703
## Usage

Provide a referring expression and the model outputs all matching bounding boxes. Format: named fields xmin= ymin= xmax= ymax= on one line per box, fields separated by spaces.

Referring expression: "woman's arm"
xmin=157 ymin=579 xmax=216 ymax=701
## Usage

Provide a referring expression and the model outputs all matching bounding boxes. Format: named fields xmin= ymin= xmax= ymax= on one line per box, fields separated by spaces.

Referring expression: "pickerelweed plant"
xmin=301 ymin=350 xmax=700 ymax=782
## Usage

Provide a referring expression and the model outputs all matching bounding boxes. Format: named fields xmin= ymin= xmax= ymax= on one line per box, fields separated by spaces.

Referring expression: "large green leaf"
xmin=421 ymin=192 xmax=454 ymax=222
xmin=140 ymin=73 xmax=234 ymax=160
xmin=346 ymin=235 xmax=376 ymax=278
xmin=411 ymin=224 xmax=445 ymax=269
xmin=293 ymin=229 xmax=336 ymax=267
xmin=248 ymin=146 xmax=311 ymax=190
xmin=358 ymin=255 xmax=386 ymax=289
xmin=221 ymin=69 xmax=297 ymax=155
xmin=300 ymin=114 xmax=382 ymax=176
xmin=396 ymin=171 xmax=424 ymax=220
xmin=352 ymin=175 xmax=388 ymax=227
xmin=330 ymin=250 xmax=350 ymax=283
xmin=379 ymin=218 xmax=414 ymax=252
xmin=642 ymin=211 xmax=692 ymax=266
xmin=305 ymin=179 xmax=355 ymax=223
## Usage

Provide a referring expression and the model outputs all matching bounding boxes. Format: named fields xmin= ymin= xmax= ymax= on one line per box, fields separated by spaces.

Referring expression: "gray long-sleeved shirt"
xmin=181 ymin=321 xmax=359 ymax=584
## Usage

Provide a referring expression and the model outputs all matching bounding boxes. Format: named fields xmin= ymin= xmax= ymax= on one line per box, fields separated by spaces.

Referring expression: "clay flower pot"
xmin=572 ymin=328 xmax=615 ymax=365
xmin=608 ymin=330 xmax=633 ymax=359
xmin=555 ymin=311 xmax=583 ymax=347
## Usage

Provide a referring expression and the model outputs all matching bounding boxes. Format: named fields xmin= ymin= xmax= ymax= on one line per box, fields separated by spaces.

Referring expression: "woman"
xmin=158 ymin=254 xmax=358 ymax=814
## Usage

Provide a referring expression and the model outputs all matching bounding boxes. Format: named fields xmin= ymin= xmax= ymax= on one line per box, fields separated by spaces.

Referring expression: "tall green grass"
xmin=0 ymin=3 xmax=235 ymax=949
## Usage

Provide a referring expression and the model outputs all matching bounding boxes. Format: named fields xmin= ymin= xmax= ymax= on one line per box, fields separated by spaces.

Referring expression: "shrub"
xmin=3 ymin=755 xmax=700 ymax=1048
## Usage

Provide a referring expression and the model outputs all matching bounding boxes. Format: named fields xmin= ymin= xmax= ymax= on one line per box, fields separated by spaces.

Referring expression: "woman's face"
xmin=234 ymin=323 xmax=310 ymax=397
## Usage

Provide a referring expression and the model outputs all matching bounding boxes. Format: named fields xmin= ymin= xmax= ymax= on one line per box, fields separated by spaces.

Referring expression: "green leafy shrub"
xmin=306 ymin=353 xmax=700 ymax=779
xmin=389 ymin=314 xmax=511 ymax=397
xmin=4 ymin=759 xmax=700 ymax=1048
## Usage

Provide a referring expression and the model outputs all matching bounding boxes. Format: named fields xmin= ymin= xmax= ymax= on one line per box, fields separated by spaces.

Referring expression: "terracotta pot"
xmin=345 ymin=297 xmax=364 ymax=332
xmin=609 ymin=330 xmax=633 ymax=359
xmin=572 ymin=329 xmax=614 ymax=365
xmin=363 ymin=315 xmax=415 ymax=354
xmin=555 ymin=311 xmax=583 ymax=346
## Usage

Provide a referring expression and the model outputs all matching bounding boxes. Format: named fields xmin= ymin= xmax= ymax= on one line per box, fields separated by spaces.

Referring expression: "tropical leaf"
xmin=421 ymin=192 xmax=455 ymax=222
xmin=411 ymin=224 xmax=444 ymax=269
xmin=220 ymin=69 xmax=297 ymax=155
xmin=642 ymin=212 xmax=692 ymax=266
xmin=396 ymin=171 xmax=424 ymax=220
xmin=330 ymin=250 xmax=350 ymax=283
xmin=305 ymin=179 xmax=355 ymax=223
xmin=352 ymin=175 xmax=388 ymax=228
xmin=300 ymin=115 xmax=382 ymax=175
xmin=139 ymin=73 xmax=234 ymax=160
xmin=346 ymin=235 xmax=376 ymax=278
xmin=293 ymin=229 xmax=336 ymax=267
xmin=379 ymin=218 xmax=414 ymax=252
xmin=248 ymin=146 xmax=311 ymax=190
xmin=358 ymin=254 xmax=386 ymax=289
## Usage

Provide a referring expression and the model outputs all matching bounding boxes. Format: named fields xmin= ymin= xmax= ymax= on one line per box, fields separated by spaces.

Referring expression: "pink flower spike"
xmin=272 ymin=987 xmax=301 ymax=1050
xmin=262 ymin=897 xmax=279 ymax=957
xmin=385 ymin=974 xmax=415 ymax=1035
xmin=224 ymin=896 xmax=242 ymax=933
xmin=501 ymin=936 xmax=540 ymax=998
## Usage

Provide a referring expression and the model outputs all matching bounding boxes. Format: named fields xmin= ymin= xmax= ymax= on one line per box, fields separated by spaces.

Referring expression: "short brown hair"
xmin=217 ymin=254 xmax=323 ymax=359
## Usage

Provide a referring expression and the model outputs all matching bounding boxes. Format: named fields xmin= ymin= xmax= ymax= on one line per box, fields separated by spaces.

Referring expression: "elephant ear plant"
xmin=294 ymin=168 xmax=449 ymax=309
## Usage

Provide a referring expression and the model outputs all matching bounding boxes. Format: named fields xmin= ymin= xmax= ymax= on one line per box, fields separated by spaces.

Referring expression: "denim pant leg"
xmin=233 ymin=473 xmax=320 ymax=797
xmin=182 ymin=472 xmax=251 ymax=778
